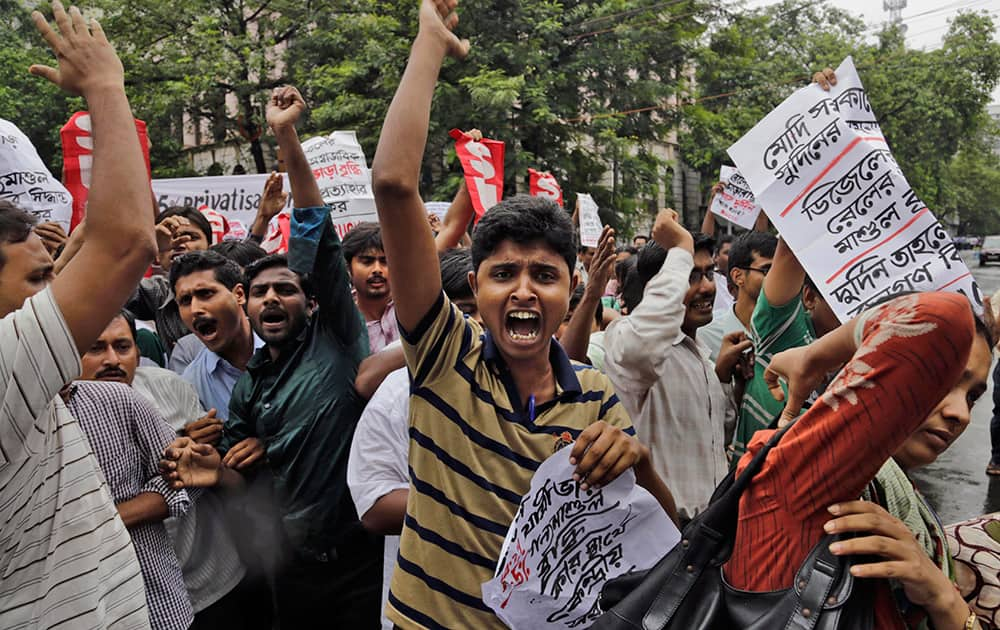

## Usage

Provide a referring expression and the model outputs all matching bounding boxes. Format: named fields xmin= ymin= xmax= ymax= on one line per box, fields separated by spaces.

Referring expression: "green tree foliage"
xmin=939 ymin=117 xmax=1000 ymax=236
xmin=0 ymin=0 xmax=81 ymax=173
xmin=680 ymin=2 xmax=1000 ymax=232
xmin=87 ymin=0 xmax=317 ymax=175
xmin=290 ymin=0 xmax=713 ymax=232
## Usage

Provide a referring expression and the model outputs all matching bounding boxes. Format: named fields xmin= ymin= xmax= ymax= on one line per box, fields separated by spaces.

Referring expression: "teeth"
xmin=508 ymin=330 xmax=539 ymax=341
xmin=509 ymin=311 xmax=538 ymax=320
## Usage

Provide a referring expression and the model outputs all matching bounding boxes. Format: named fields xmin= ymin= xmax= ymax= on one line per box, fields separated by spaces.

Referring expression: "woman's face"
xmin=894 ymin=333 xmax=992 ymax=471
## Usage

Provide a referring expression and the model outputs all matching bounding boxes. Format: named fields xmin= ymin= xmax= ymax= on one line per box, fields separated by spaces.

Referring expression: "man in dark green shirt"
xmin=167 ymin=84 xmax=382 ymax=628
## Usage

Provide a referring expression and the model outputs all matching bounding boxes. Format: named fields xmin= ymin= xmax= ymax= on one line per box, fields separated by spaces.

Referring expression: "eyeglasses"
xmin=741 ymin=264 xmax=772 ymax=276
xmin=688 ymin=267 xmax=717 ymax=285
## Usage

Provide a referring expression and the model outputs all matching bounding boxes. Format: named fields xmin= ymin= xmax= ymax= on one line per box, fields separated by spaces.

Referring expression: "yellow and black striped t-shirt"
xmin=386 ymin=294 xmax=634 ymax=629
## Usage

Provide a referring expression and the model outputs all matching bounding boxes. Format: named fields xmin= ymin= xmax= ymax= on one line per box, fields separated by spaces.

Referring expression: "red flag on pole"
xmin=528 ymin=168 xmax=563 ymax=207
xmin=450 ymin=129 xmax=504 ymax=222
xmin=61 ymin=112 xmax=151 ymax=231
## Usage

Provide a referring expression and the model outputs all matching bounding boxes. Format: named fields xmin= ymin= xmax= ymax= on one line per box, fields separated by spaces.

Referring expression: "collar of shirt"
xmin=481 ymin=330 xmax=583 ymax=398
xmin=247 ymin=321 xmax=311 ymax=373
xmin=675 ymin=329 xmax=714 ymax=363
xmin=204 ymin=331 xmax=266 ymax=373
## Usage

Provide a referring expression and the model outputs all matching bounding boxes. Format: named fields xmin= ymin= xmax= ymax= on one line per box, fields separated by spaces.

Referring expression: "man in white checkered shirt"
xmin=65 ymin=381 xmax=194 ymax=630
xmin=0 ymin=2 xmax=159 ymax=627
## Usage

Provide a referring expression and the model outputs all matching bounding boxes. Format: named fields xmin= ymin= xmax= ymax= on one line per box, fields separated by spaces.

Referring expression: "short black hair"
xmin=117 ymin=309 xmax=138 ymax=342
xmin=569 ymin=284 xmax=585 ymax=310
xmin=243 ymin=254 xmax=315 ymax=298
xmin=803 ymin=274 xmax=819 ymax=294
xmin=440 ymin=248 xmax=474 ymax=301
xmin=636 ymin=242 xmax=667 ymax=285
xmin=693 ymin=232 xmax=715 ymax=257
xmin=471 ymin=195 xmax=576 ymax=275
xmin=615 ymin=256 xmax=635 ymax=286
xmin=0 ymin=201 xmax=38 ymax=270
xmin=634 ymin=231 xmax=709 ymax=304
xmin=342 ymin=222 xmax=383 ymax=263
xmin=620 ymin=262 xmax=645 ymax=313
xmin=210 ymin=240 xmax=267 ymax=268
xmin=156 ymin=206 xmax=214 ymax=246
xmin=169 ymin=250 xmax=244 ymax=292
xmin=715 ymin=233 xmax=734 ymax=254
xmin=728 ymin=232 xmax=778 ymax=276
xmin=594 ymin=296 xmax=604 ymax=328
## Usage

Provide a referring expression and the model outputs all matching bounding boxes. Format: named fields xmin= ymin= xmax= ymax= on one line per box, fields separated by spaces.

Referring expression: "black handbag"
xmin=593 ymin=424 xmax=874 ymax=630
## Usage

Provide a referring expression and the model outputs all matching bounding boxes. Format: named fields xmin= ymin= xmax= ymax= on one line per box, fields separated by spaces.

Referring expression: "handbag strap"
xmin=640 ymin=422 xmax=795 ymax=630
xmin=785 ymin=535 xmax=844 ymax=630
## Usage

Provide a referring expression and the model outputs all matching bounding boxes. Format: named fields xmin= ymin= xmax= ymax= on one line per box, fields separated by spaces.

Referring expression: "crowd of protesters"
xmin=3 ymin=1 xmax=1000 ymax=629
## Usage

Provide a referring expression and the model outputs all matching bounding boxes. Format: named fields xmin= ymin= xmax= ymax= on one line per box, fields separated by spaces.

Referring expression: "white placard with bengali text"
xmin=578 ymin=193 xmax=603 ymax=248
xmin=301 ymin=130 xmax=377 ymax=229
xmin=728 ymin=56 xmax=979 ymax=321
xmin=710 ymin=166 xmax=763 ymax=230
xmin=482 ymin=447 xmax=680 ymax=629
xmin=0 ymin=118 xmax=73 ymax=230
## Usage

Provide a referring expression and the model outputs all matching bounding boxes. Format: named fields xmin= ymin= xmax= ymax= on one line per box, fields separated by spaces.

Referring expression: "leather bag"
xmin=592 ymin=424 xmax=874 ymax=630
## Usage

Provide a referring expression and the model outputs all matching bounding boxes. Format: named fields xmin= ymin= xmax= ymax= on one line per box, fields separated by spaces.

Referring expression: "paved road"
xmin=910 ymin=251 xmax=1000 ymax=524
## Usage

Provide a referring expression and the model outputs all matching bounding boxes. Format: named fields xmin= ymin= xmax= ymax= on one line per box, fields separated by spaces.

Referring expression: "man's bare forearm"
xmin=273 ymin=125 xmax=323 ymax=208
xmin=117 ymin=491 xmax=169 ymax=529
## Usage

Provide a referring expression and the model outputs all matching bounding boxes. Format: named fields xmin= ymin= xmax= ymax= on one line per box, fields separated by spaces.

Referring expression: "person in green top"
xmin=730 ymin=237 xmax=840 ymax=463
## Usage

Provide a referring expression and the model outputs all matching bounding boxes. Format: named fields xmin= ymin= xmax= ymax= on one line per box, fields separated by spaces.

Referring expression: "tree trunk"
xmin=250 ymin=136 xmax=266 ymax=173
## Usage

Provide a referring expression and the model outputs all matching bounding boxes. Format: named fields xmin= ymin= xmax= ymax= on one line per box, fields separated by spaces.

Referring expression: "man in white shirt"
xmin=0 ymin=3 xmax=157 ymax=626
xmin=603 ymin=210 xmax=740 ymax=524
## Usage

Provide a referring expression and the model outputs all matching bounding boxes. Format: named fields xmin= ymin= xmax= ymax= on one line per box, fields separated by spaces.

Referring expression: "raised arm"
xmin=561 ymin=225 xmax=615 ymax=363
xmin=249 ymin=171 xmax=288 ymax=240
xmin=700 ymin=182 xmax=724 ymax=235
xmin=32 ymin=1 xmax=157 ymax=353
xmin=760 ymin=292 xmax=973 ymax=516
xmin=434 ymin=180 xmax=475 ymax=252
xmin=371 ymin=0 xmax=469 ymax=333
xmin=603 ymin=209 xmax=693 ymax=391
xmin=753 ymin=210 xmax=769 ymax=233
xmin=761 ymin=237 xmax=805 ymax=308
xmin=268 ymin=86 xmax=361 ymax=340
xmin=266 ymin=86 xmax=323 ymax=208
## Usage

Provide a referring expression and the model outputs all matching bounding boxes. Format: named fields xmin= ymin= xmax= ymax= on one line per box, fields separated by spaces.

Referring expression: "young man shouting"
xmin=369 ymin=1 xmax=675 ymax=627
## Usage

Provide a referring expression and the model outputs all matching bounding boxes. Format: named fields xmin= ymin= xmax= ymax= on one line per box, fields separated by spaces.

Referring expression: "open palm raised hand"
xmin=30 ymin=0 xmax=124 ymax=97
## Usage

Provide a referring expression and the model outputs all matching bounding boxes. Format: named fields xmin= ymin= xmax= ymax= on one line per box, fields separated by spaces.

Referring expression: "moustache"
xmin=96 ymin=367 xmax=127 ymax=379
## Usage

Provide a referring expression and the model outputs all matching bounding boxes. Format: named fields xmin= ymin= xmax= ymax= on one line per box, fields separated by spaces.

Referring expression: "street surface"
xmin=910 ymin=251 xmax=1000 ymax=524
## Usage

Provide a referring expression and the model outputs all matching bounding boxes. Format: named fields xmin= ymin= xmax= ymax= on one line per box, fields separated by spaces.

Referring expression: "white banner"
xmin=709 ymin=165 xmax=763 ymax=230
xmin=152 ymin=173 xmax=288 ymax=224
xmin=482 ymin=447 xmax=679 ymax=629
xmin=577 ymin=193 xmax=603 ymax=248
xmin=728 ymin=57 xmax=979 ymax=321
xmin=301 ymin=130 xmax=377 ymax=235
xmin=0 ymin=118 xmax=73 ymax=230
xmin=152 ymin=130 xmax=376 ymax=243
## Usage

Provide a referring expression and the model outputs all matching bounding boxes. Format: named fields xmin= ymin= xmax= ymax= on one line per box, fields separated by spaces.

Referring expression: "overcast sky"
xmin=742 ymin=0 xmax=1000 ymax=103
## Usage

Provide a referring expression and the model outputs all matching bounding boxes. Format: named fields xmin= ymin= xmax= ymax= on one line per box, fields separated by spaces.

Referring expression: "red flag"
xmin=61 ymin=112 xmax=151 ymax=231
xmin=528 ymin=168 xmax=563 ymax=207
xmin=197 ymin=205 xmax=229 ymax=244
xmin=261 ymin=212 xmax=290 ymax=254
xmin=450 ymin=129 xmax=504 ymax=222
